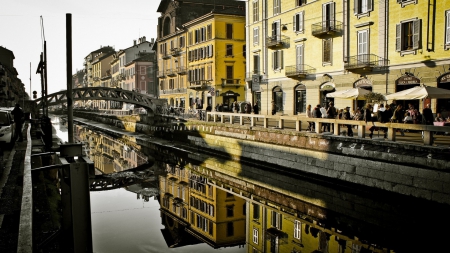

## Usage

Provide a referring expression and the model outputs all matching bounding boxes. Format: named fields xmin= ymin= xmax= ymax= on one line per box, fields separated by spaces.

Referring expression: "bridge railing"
xmin=204 ymin=112 xmax=450 ymax=146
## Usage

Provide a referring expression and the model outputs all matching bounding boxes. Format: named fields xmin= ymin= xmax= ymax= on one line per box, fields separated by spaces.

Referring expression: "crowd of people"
xmin=306 ymin=100 xmax=449 ymax=138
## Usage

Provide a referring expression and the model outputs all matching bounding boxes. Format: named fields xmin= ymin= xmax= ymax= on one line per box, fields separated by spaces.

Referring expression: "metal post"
xmin=44 ymin=41 xmax=48 ymax=117
xmin=40 ymin=53 xmax=45 ymax=117
xmin=66 ymin=13 xmax=74 ymax=143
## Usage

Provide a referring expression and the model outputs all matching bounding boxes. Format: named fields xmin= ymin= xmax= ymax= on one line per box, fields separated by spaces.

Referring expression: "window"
xmin=294 ymin=220 xmax=301 ymax=240
xmin=357 ymin=29 xmax=369 ymax=62
xmin=252 ymin=203 xmax=260 ymax=219
xmin=445 ymin=10 xmax=450 ymax=50
xmin=207 ymin=24 xmax=212 ymax=40
xmin=226 ymin=44 xmax=233 ymax=56
xmin=296 ymin=0 xmax=306 ymax=6
xmin=272 ymin=50 xmax=283 ymax=70
xmin=179 ymin=36 xmax=185 ymax=48
xmin=354 ymin=0 xmax=373 ymax=15
xmin=294 ymin=12 xmax=304 ymax=33
xmin=226 ymin=205 xmax=234 ymax=217
xmin=226 ymin=24 xmax=233 ymax=39
xmin=253 ymin=228 xmax=259 ymax=244
xmin=227 ymin=222 xmax=234 ymax=236
xmin=273 ymin=0 xmax=281 ymax=15
xmin=253 ymin=27 xmax=259 ymax=45
xmin=323 ymin=39 xmax=332 ymax=64
xmin=322 ymin=2 xmax=335 ymax=28
xmin=253 ymin=1 xmax=259 ymax=22
xmin=397 ymin=0 xmax=418 ymax=7
xmin=396 ymin=19 xmax=421 ymax=54
xmin=271 ymin=21 xmax=281 ymax=40
xmin=271 ymin=211 xmax=282 ymax=229
xmin=253 ymin=55 xmax=260 ymax=73
xmin=296 ymin=44 xmax=304 ymax=70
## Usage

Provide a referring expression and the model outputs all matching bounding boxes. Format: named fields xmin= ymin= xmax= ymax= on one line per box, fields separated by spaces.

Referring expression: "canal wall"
xmin=73 ymin=112 xmax=450 ymax=205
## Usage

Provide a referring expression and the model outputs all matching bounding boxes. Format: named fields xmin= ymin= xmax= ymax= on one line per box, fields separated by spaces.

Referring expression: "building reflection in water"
xmin=74 ymin=124 xmax=148 ymax=174
xmin=159 ymin=163 xmax=247 ymax=249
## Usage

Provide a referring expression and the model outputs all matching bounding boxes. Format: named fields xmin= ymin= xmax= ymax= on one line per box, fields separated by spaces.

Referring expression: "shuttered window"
xmin=294 ymin=220 xmax=301 ymax=240
xmin=446 ymin=11 xmax=450 ymax=48
xmin=226 ymin=24 xmax=233 ymax=39
xmin=354 ymin=0 xmax=373 ymax=15
xmin=253 ymin=27 xmax=259 ymax=45
xmin=323 ymin=39 xmax=332 ymax=63
xmin=253 ymin=228 xmax=259 ymax=244
xmin=226 ymin=44 xmax=233 ymax=56
xmin=253 ymin=1 xmax=259 ymax=22
xmin=396 ymin=19 xmax=421 ymax=52
xmin=253 ymin=55 xmax=260 ymax=73
xmin=226 ymin=66 xmax=233 ymax=83
xmin=272 ymin=50 xmax=283 ymax=70
xmin=296 ymin=0 xmax=306 ymax=6
xmin=273 ymin=0 xmax=281 ymax=15
xmin=293 ymin=11 xmax=304 ymax=33
xmin=207 ymin=24 xmax=212 ymax=40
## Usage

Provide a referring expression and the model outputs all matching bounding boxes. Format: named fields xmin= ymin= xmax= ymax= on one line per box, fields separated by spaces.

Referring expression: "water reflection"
xmin=64 ymin=121 xmax=450 ymax=253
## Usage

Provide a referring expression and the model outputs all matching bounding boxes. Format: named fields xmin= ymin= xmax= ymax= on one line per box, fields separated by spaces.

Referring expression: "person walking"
xmin=306 ymin=104 xmax=313 ymax=131
xmin=423 ymin=103 xmax=433 ymax=125
xmin=271 ymin=101 xmax=276 ymax=115
xmin=253 ymin=102 xmax=259 ymax=121
xmin=343 ymin=106 xmax=353 ymax=136
xmin=11 ymin=103 xmax=24 ymax=142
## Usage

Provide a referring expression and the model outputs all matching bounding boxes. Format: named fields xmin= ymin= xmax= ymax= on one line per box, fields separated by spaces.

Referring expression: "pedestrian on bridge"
xmin=11 ymin=103 xmax=24 ymax=142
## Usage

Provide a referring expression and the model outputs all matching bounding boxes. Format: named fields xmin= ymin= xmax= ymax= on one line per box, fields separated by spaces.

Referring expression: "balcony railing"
xmin=171 ymin=48 xmax=182 ymax=56
xmin=285 ymin=64 xmax=316 ymax=78
xmin=157 ymin=71 xmax=165 ymax=78
xmin=177 ymin=67 xmax=187 ymax=75
xmin=266 ymin=35 xmax=290 ymax=48
xmin=344 ymin=54 xmax=389 ymax=71
xmin=161 ymin=88 xmax=187 ymax=94
xmin=221 ymin=78 xmax=241 ymax=87
xmin=311 ymin=20 xmax=343 ymax=36
xmin=162 ymin=53 xmax=171 ymax=59
xmin=166 ymin=69 xmax=176 ymax=77
xmin=189 ymin=80 xmax=211 ymax=88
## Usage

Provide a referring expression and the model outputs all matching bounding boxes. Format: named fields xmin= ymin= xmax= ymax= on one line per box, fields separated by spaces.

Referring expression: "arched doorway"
xmin=437 ymin=72 xmax=450 ymax=117
xmin=169 ymin=98 xmax=174 ymax=107
xmin=163 ymin=17 xmax=171 ymax=37
xmin=220 ymin=90 xmax=240 ymax=112
xmin=395 ymin=75 xmax=420 ymax=111
xmin=189 ymin=92 xmax=193 ymax=109
xmin=320 ymin=82 xmax=335 ymax=109
xmin=272 ymin=86 xmax=283 ymax=114
xmin=354 ymin=78 xmax=372 ymax=109
xmin=294 ymin=84 xmax=306 ymax=114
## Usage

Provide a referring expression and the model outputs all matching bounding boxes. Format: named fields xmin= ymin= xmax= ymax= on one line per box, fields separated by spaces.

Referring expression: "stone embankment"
xmin=73 ymin=111 xmax=450 ymax=205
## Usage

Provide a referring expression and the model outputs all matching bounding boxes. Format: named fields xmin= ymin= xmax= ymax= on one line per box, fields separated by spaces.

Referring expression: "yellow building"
xmin=245 ymin=0 xmax=450 ymax=115
xmin=159 ymin=164 xmax=246 ymax=248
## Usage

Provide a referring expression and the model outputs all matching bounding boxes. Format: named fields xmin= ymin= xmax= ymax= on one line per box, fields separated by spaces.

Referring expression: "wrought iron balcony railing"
xmin=285 ymin=64 xmax=316 ymax=78
xmin=266 ymin=35 xmax=290 ymax=48
xmin=166 ymin=69 xmax=176 ymax=77
xmin=344 ymin=54 xmax=389 ymax=71
xmin=162 ymin=53 xmax=171 ymax=59
xmin=311 ymin=20 xmax=343 ymax=36
xmin=171 ymin=48 xmax=182 ymax=56
xmin=189 ymin=80 xmax=211 ymax=88
xmin=221 ymin=78 xmax=241 ymax=87
xmin=177 ymin=67 xmax=187 ymax=75
xmin=160 ymin=88 xmax=187 ymax=94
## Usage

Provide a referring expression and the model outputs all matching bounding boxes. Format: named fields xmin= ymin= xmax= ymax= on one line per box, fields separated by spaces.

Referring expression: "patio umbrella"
xmin=326 ymin=87 xmax=372 ymax=100
xmin=385 ymin=85 xmax=450 ymax=100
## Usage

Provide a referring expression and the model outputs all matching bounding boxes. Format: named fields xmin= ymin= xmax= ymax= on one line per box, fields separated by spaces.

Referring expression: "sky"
xmin=0 ymin=0 xmax=159 ymax=95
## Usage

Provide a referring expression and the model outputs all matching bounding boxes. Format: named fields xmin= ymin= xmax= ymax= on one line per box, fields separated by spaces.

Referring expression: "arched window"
xmin=320 ymin=82 xmax=335 ymax=108
xmin=272 ymin=86 xmax=283 ymax=113
xmin=295 ymin=84 xmax=306 ymax=114
xmin=163 ymin=17 xmax=171 ymax=37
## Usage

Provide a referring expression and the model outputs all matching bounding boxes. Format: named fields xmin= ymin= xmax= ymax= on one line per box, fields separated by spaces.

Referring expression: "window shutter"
xmin=446 ymin=11 xmax=450 ymax=44
xmin=368 ymin=0 xmax=373 ymax=12
xmin=272 ymin=51 xmax=275 ymax=69
xmin=330 ymin=2 xmax=335 ymax=26
xmin=412 ymin=19 xmax=421 ymax=50
xmin=322 ymin=4 xmax=327 ymax=23
xmin=293 ymin=15 xmax=296 ymax=32
xmin=272 ymin=22 xmax=277 ymax=38
xmin=279 ymin=50 xmax=284 ymax=69
xmin=254 ymin=55 xmax=260 ymax=73
xmin=243 ymin=44 xmax=246 ymax=57
xmin=354 ymin=0 xmax=359 ymax=15
xmin=395 ymin=24 xmax=401 ymax=52
xmin=300 ymin=12 xmax=304 ymax=32
xmin=210 ymin=45 xmax=213 ymax=57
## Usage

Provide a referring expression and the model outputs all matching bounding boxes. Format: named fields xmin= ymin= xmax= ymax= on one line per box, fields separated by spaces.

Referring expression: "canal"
xmin=51 ymin=115 xmax=450 ymax=253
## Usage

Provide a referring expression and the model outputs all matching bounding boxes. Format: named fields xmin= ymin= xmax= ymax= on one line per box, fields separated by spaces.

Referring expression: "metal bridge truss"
xmin=35 ymin=87 xmax=166 ymax=112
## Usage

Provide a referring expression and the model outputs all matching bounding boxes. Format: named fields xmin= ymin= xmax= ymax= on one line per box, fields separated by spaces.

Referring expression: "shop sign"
xmin=397 ymin=76 xmax=420 ymax=85
xmin=354 ymin=78 xmax=372 ymax=87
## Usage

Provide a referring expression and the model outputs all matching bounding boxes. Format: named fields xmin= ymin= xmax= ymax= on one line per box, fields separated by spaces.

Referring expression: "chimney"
xmin=151 ymin=38 xmax=154 ymax=43
xmin=142 ymin=36 xmax=146 ymax=42
xmin=133 ymin=40 xmax=136 ymax=46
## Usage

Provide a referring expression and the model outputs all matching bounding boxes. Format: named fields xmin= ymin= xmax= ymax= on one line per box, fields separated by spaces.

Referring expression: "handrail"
xmin=204 ymin=112 xmax=450 ymax=146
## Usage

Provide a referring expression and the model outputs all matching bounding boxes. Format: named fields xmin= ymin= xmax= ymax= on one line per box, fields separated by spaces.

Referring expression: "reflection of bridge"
xmin=89 ymin=165 xmax=158 ymax=191
xmin=34 ymin=87 xmax=167 ymax=112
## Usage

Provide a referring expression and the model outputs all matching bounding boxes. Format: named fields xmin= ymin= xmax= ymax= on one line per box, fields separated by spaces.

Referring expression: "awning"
xmin=220 ymin=90 xmax=240 ymax=96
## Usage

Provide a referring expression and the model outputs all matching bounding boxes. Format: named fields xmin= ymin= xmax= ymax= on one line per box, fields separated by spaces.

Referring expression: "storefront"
xmin=220 ymin=90 xmax=239 ymax=112
xmin=437 ymin=72 xmax=450 ymax=116
xmin=354 ymin=78 xmax=372 ymax=109
xmin=294 ymin=84 xmax=306 ymax=114
xmin=395 ymin=75 xmax=420 ymax=110
xmin=320 ymin=82 xmax=335 ymax=108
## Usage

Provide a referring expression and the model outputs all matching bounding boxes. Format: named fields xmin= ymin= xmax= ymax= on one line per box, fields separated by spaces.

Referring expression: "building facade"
xmin=0 ymin=46 xmax=26 ymax=107
xmin=245 ymin=0 xmax=450 ymax=116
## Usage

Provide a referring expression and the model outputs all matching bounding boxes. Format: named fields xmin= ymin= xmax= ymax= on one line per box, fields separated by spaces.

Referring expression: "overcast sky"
xmin=0 ymin=0 xmax=159 ymax=95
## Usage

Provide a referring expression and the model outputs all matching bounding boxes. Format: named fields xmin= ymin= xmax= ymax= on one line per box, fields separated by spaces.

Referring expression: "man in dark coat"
xmin=422 ymin=103 xmax=433 ymax=125
xmin=11 ymin=103 xmax=24 ymax=142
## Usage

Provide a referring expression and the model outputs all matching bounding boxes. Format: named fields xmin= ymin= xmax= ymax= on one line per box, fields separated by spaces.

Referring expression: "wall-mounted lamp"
xmin=282 ymin=25 xmax=288 ymax=31
xmin=323 ymin=73 xmax=332 ymax=79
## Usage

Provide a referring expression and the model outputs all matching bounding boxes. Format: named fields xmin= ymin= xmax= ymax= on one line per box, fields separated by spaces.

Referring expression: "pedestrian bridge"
xmin=34 ymin=87 xmax=167 ymax=113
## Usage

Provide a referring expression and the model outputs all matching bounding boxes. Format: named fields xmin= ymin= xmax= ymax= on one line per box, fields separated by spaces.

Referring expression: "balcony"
xmin=245 ymin=72 xmax=267 ymax=81
xmin=166 ymin=69 xmax=176 ymax=77
xmin=177 ymin=67 xmax=187 ymax=75
xmin=162 ymin=53 xmax=171 ymax=59
xmin=157 ymin=71 xmax=166 ymax=78
xmin=161 ymin=88 xmax=187 ymax=94
xmin=285 ymin=64 xmax=316 ymax=79
xmin=189 ymin=80 xmax=211 ymax=89
xmin=221 ymin=78 xmax=241 ymax=88
xmin=171 ymin=48 xmax=182 ymax=56
xmin=311 ymin=20 xmax=343 ymax=37
xmin=344 ymin=54 xmax=389 ymax=72
xmin=266 ymin=35 xmax=290 ymax=48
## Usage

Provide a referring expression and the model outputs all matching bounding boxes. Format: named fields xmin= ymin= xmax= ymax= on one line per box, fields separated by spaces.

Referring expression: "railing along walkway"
xmin=205 ymin=112 xmax=450 ymax=146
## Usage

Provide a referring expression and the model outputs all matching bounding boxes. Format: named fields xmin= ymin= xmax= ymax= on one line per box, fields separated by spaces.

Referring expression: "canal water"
xmin=51 ymin=116 xmax=450 ymax=253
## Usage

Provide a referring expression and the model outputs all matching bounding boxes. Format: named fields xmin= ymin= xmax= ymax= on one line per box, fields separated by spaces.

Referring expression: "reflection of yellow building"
xmin=159 ymin=164 xmax=246 ymax=248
